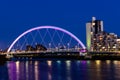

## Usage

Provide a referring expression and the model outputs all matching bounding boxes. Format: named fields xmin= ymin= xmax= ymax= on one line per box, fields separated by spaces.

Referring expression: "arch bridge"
xmin=7 ymin=26 xmax=86 ymax=57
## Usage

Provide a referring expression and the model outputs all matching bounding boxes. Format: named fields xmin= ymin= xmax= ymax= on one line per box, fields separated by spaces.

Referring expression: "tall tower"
xmin=86 ymin=17 xmax=103 ymax=51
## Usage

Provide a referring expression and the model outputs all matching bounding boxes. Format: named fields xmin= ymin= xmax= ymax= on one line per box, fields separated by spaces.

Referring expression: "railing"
xmin=4 ymin=48 xmax=82 ymax=54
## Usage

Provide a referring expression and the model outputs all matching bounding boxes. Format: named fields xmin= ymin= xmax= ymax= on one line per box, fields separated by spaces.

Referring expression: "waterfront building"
xmin=86 ymin=17 xmax=103 ymax=51
xmin=86 ymin=17 xmax=120 ymax=52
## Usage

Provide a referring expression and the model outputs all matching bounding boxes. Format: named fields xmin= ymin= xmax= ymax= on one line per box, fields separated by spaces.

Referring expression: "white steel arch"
xmin=7 ymin=26 xmax=86 ymax=52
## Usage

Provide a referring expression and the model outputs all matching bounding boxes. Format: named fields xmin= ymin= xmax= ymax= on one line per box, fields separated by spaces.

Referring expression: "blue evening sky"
xmin=0 ymin=0 xmax=120 ymax=49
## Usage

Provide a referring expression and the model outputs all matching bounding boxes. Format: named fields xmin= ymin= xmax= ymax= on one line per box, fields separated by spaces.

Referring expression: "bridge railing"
xmin=4 ymin=48 xmax=84 ymax=54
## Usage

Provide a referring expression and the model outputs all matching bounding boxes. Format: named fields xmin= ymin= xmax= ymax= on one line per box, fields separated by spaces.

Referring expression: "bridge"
xmin=1 ymin=26 xmax=120 ymax=60
xmin=4 ymin=26 xmax=87 ymax=59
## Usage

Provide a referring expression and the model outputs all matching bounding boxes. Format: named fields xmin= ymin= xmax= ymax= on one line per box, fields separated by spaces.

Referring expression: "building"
xmin=86 ymin=17 xmax=120 ymax=52
xmin=86 ymin=17 xmax=103 ymax=51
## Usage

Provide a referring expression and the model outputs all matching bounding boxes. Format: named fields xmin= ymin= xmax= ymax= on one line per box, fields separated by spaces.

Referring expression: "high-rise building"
xmin=86 ymin=17 xmax=120 ymax=52
xmin=86 ymin=17 xmax=103 ymax=51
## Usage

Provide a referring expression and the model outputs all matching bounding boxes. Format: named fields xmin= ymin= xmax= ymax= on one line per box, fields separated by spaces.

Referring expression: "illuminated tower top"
xmin=91 ymin=17 xmax=103 ymax=34
xmin=92 ymin=17 xmax=96 ymax=21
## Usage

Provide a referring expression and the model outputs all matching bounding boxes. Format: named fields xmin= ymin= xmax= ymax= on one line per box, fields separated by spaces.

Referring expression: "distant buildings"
xmin=86 ymin=17 xmax=120 ymax=52
xmin=26 ymin=44 xmax=47 ymax=51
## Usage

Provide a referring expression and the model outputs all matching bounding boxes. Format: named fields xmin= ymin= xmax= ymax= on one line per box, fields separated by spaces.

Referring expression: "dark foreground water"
xmin=0 ymin=60 xmax=120 ymax=80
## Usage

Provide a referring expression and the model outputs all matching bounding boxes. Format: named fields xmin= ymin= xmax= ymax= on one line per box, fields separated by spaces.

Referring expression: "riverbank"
xmin=1 ymin=53 xmax=120 ymax=61
xmin=5 ymin=55 xmax=120 ymax=61
xmin=0 ymin=54 xmax=7 ymax=60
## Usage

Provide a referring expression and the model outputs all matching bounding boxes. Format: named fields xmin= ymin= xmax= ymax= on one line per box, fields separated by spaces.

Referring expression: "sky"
xmin=0 ymin=0 xmax=120 ymax=49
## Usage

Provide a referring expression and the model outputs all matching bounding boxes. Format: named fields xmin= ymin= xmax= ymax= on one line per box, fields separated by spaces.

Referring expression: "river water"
xmin=0 ymin=60 xmax=120 ymax=80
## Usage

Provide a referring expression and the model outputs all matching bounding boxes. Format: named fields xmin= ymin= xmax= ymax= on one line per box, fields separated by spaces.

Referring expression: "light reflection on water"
xmin=95 ymin=60 xmax=101 ymax=66
xmin=66 ymin=60 xmax=71 ymax=80
xmin=34 ymin=61 xmax=39 ymax=80
xmin=106 ymin=60 xmax=111 ymax=64
xmin=16 ymin=61 xmax=19 ymax=80
xmin=47 ymin=60 xmax=52 ymax=80
xmin=0 ymin=60 xmax=120 ymax=80
xmin=26 ymin=61 xmax=29 ymax=80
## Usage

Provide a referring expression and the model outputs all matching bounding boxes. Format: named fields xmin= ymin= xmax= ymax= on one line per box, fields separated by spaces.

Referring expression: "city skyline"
xmin=1 ymin=16 xmax=120 ymax=52
xmin=0 ymin=0 xmax=120 ymax=49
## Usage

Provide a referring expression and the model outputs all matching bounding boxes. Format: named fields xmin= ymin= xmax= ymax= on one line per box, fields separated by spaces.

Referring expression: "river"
xmin=0 ymin=60 xmax=120 ymax=80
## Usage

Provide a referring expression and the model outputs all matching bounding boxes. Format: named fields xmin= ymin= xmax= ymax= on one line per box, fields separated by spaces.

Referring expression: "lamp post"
xmin=67 ymin=43 xmax=70 ymax=51
xmin=58 ymin=43 xmax=60 ymax=51
xmin=77 ymin=43 xmax=80 ymax=51
xmin=49 ymin=43 xmax=51 ymax=51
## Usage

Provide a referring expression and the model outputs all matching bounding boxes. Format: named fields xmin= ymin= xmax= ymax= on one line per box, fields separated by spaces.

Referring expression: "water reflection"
xmin=47 ymin=60 xmax=52 ymax=67
xmin=113 ymin=60 xmax=120 ymax=79
xmin=95 ymin=60 xmax=101 ymax=66
xmin=66 ymin=60 xmax=71 ymax=69
xmin=87 ymin=60 xmax=90 ymax=64
xmin=57 ymin=60 xmax=61 ymax=64
xmin=8 ymin=61 xmax=17 ymax=80
xmin=0 ymin=62 xmax=9 ymax=80
xmin=106 ymin=60 xmax=111 ymax=64
xmin=16 ymin=61 xmax=19 ymax=80
xmin=66 ymin=60 xmax=71 ymax=80
xmin=34 ymin=61 xmax=39 ymax=80
xmin=26 ymin=61 xmax=29 ymax=80
xmin=47 ymin=60 xmax=52 ymax=80
xmin=0 ymin=60 xmax=119 ymax=80
xmin=95 ymin=60 xmax=102 ymax=80
xmin=113 ymin=60 xmax=118 ymax=65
